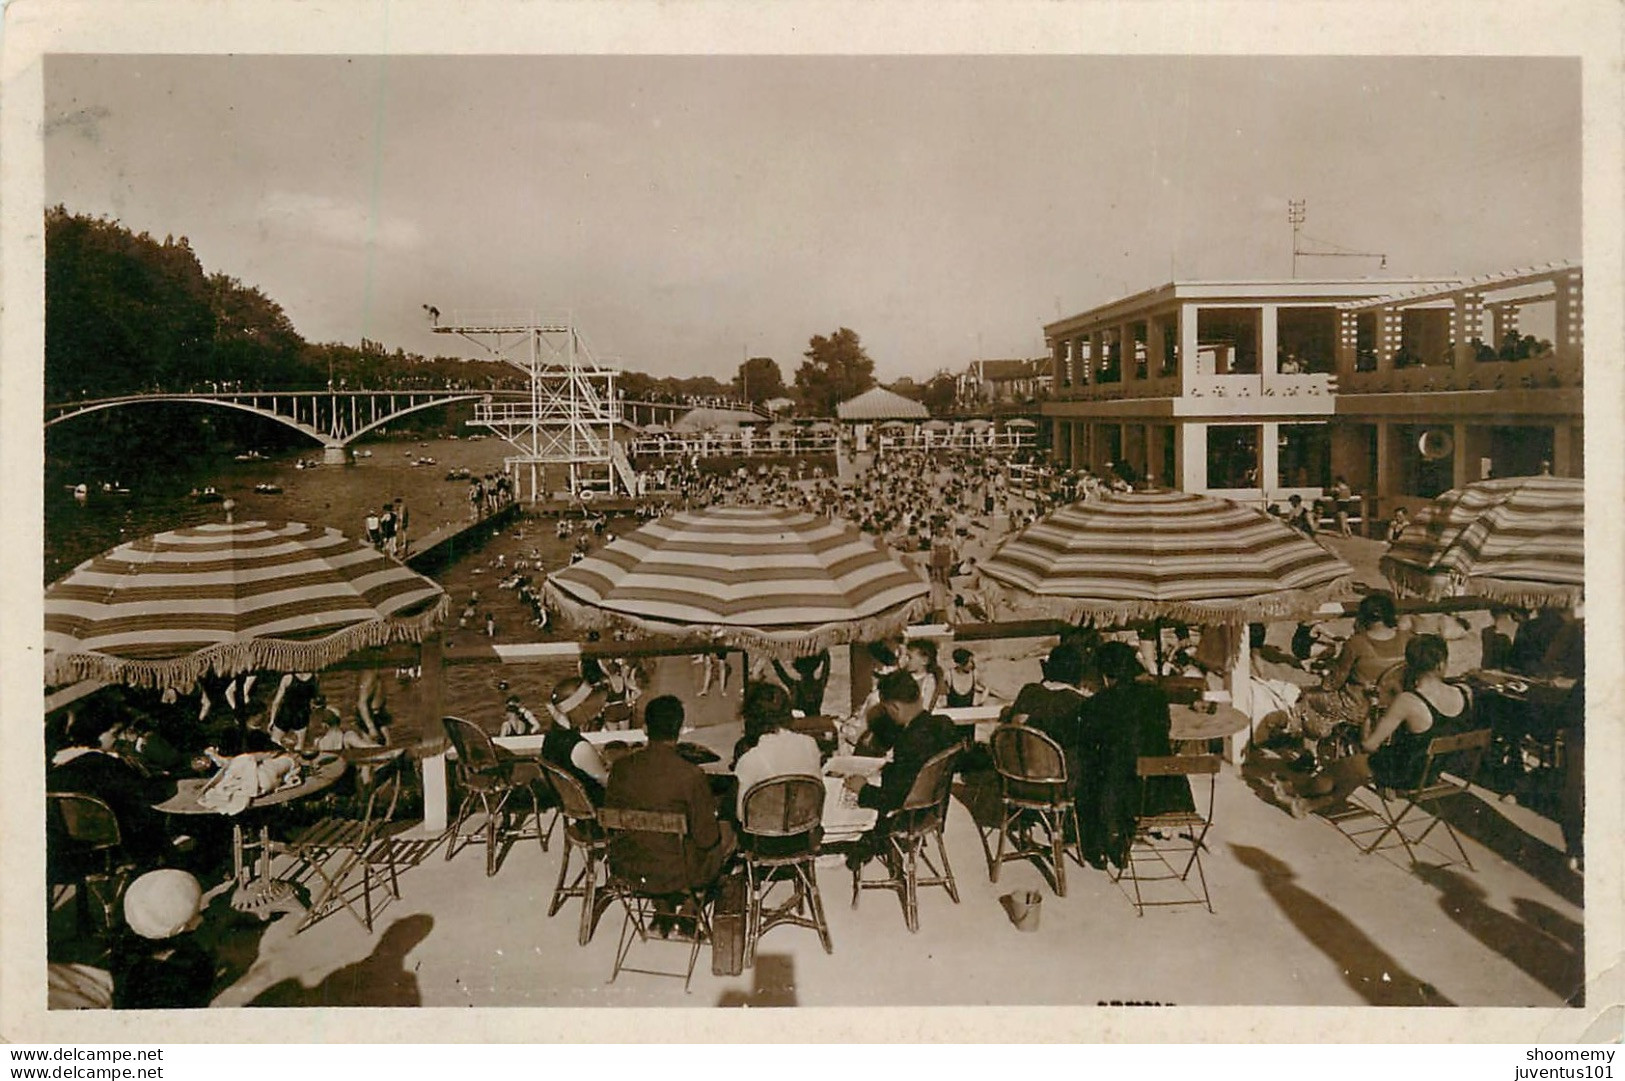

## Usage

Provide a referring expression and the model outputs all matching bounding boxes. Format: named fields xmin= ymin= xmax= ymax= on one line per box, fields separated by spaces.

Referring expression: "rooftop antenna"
xmin=1290 ymin=199 xmax=1387 ymax=278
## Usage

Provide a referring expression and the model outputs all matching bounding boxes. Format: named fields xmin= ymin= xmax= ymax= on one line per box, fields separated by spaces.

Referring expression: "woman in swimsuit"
xmin=1274 ymin=634 xmax=1474 ymax=817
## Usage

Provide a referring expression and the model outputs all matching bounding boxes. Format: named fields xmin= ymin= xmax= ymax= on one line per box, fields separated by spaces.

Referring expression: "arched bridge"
xmin=46 ymin=389 xmax=764 ymax=460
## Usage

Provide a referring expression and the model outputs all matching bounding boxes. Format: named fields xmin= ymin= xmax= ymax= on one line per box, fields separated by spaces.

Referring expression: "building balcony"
xmin=1185 ymin=372 xmax=1338 ymax=401
xmin=1337 ymin=350 xmax=1582 ymax=396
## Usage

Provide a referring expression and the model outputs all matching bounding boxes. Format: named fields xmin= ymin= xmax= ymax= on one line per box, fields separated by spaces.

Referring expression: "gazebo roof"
xmin=836 ymin=386 xmax=929 ymax=421
xmin=672 ymin=407 xmax=762 ymax=431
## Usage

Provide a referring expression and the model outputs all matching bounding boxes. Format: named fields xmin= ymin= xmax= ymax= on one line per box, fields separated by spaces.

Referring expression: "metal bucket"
xmin=1000 ymin=890 xmax=1043 ymax=932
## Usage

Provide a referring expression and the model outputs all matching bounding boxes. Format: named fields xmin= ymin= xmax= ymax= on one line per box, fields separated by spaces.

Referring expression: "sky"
xmin=44 ymin=55 xmax=1580 ymax=384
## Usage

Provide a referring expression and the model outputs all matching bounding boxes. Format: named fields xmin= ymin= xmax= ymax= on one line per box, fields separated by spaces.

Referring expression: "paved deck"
xmin=197 ymin=749 xmax=1582 ymax=1011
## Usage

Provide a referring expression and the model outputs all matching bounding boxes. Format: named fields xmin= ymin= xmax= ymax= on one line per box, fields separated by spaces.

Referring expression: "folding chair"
xmin=987 ymin=724 xmax=1080 ymax=896
xmin=1112 ymin=754 xmax=1219 ymax=916
xmin=538 ymin=759 xmax=611 ymax=946
xmin=47 ymin=792 xmax=138 ymax=937
xmin=1360 ymin=728 xmax=1491 ymax=870
xmin=598 ymin=806 xmax=714 ymax=991
xmin=287 ymin=749 xmax=406 ymax=934
xmin=852 ymin=744 xmax=961 ymax=933
xmin=739 ymin=775 xmax=830 ymax=965
xmin=441 ymin=717 xmax=555 ymax=876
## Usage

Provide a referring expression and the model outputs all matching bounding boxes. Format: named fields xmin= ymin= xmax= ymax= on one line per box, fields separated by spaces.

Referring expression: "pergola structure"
xmin=432 ymin=311 xmax=634 ymax=500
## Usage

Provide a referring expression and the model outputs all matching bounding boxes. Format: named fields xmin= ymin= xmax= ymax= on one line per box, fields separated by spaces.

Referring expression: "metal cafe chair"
xmin=441 ymin=716 xmax=555 ymax=877
xmin=988 ymin=724 xmax=1080 ymax=897
xmin=538 ymin=759 xmax=611 ymax=946
xmin=851 ymin=744 xmax=962 ymax=933
xmin=739 ymin=775 xmax=831 ymax=965
xmin=286 ymin=749 xmax=406 ymax=934
xmin=1354 ymin=727 xmax=1492 ymax=870
xmin=597 ymin=806 xmax=714 ymax=992
xmin=47 ymin=792 xmax=138 ymax=936
xmin=1112 ymin=754 xmax=1220 ymax=916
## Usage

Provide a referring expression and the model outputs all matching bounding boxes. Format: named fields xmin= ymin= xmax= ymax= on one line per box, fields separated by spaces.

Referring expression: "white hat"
xmin=123 ymin=869 xmax=203 ymax=940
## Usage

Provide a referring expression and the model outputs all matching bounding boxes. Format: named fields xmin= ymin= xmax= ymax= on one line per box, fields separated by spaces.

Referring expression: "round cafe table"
xmin=155 ymin=755 xmax=348 ymax=916
xmin=1169 ymin=702 xmax=1251 ymax=744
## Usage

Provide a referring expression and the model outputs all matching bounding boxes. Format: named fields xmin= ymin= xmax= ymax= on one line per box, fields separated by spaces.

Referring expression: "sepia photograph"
xmin=3 ymin=1 xmax=1620 ymax=1047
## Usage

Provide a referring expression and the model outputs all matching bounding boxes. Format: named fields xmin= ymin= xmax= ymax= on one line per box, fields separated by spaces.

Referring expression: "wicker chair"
xmin=739 ymin=775 xmax=830 ymax=964
xmin=441 ymin=717 xmax=555 ymax=877
xmin=47 ymin=792 xmax=138 ymax=936
xmin=538 ymin=759 xmax=611 ymax=946
xmin=851 ymin=744 xmax=962 ymax=933
xmin=988 ymin=724 xmax=1080 ymax=896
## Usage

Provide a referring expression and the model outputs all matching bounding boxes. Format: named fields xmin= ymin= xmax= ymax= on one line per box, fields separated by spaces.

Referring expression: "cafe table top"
xmin=154 ymin=755 xmax=348 ymax=816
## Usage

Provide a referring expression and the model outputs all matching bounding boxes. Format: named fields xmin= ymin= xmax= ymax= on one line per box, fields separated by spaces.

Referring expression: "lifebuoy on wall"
xmin=578 ymin=487 xmax=596 ymax=503
xmin=1418 ymin=429 xmax=1455 ymax=460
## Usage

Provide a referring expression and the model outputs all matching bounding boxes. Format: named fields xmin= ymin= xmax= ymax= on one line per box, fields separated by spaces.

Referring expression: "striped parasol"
xmin=1379 ymin=475 xmax=1584 ymax=608
xmin=980 ymin=489 xmax=1356 ymax=625
xmin=544 ymin=506 xmax=931 ymax=658
xmin=45 ymin=520 xmax=449 ymax=690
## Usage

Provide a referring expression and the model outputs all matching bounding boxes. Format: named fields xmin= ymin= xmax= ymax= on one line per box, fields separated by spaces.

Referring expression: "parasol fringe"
xmin=976 ymin=573 xmax=1358 ymax=627
xmin=44 ymin=595 xmax=450 ymax=693
xmin=1464 ymin=578 xmax=1583 ymax=610
xmin=1377 ymin=558 xmax=1458 ymax=601
xmin=543 ymin=579 xmax=933 ymax=661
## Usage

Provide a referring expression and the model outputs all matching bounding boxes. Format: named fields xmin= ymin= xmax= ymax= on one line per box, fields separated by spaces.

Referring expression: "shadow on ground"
xmin=1413 ymin=863 xmax=1584 ymax=1006
xmin=1230 ymin=844 xmax=1454 ymax=1007
xmin=717 ymin=953 xmax=798 ymax=1007
xmin=250 ymin=914 xmax=434 ymax=1007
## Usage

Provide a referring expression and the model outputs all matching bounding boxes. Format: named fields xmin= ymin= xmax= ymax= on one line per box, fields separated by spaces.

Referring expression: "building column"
xmin=1146 ymin=318 xmax=1166 ymax=385
xmin=1552 ymin=423 xmax=1580 ymax=477
xmin=1071 ymin=421 xmax=1085 ymax=470
xmin=1179 ymin=303 xmax=1200 ymax=393
xmin=1336 ymin=309 xmax=1358 ymax=374
xmin=1180 ymin=422 xmax=1207 ymax=493
xmin=1555 ymin=269 xmax=1584 ymax=365
xmin=1375 ymin=421 xmax=1398 ymax=507
xmin=1452 ymin=422 xmax=1471 ymax=489
xmin=1452 ymin=292 xmax=1484 ymax=370
xmin=1145 ymin=424 xmax=1166 ymax=487
xmin=1376 ymin=306 xmax=1401 ymax=371
xmin=1260 ymin=304 xmax=1279 ymax=377
xmin=1051 ymin=340 xmax=1066 ymax=393
xmin=1489 ymin=302 xmax=1520 ymax=350
xmin=1260 ymin=422 xmax=1280 ymax=494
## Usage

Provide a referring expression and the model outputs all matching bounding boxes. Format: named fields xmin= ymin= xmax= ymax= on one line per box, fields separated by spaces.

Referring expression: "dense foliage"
xmin=793 ymin=328 xmax=876 ymax=417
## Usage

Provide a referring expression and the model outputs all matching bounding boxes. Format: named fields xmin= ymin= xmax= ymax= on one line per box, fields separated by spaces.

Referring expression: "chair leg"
xmin=383 ymin=838 xmax=401 ymax=900
xmin=991 ymin=804 xmax=1009 ymax=882
xmin=903 ymin=839 xmax=920 ymax=933
xmin=804 ymin=861 xmax=832 ymax=954
xmin=484 ymin=794 xmax=500 ymax=877
xmin=548 ymin=837 xmax=575 ymax=918
xmin=444 ymin=793 xmax=475 ymax=861
xmin=744 ymin=859 xmax=760 ymax=969
xmin=935 ymin=829 xmax=959 ymax=904
xmin=1049 ymin=811 xmax=1068 ymax=898
xmin=578 ymin=850 xmax=601 ymax=947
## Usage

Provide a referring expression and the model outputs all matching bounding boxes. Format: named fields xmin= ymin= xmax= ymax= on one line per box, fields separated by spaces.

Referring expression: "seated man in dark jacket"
xmin=47 ymin=697 xmax=172 ymax=867
xmin=603 ymin=695 xmax=736 ymax=900
xmin=844 ymin=670 xmax=961 ymax=816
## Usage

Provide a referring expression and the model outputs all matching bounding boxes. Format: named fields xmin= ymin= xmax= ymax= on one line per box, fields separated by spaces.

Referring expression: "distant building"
xmin=958 ymin=358 xmax=1051 ymax=405
xmin=1040 ymin=263 xmax=1582 ymax=520
xmin=761 ymin=396 xmax=797 ymax=416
